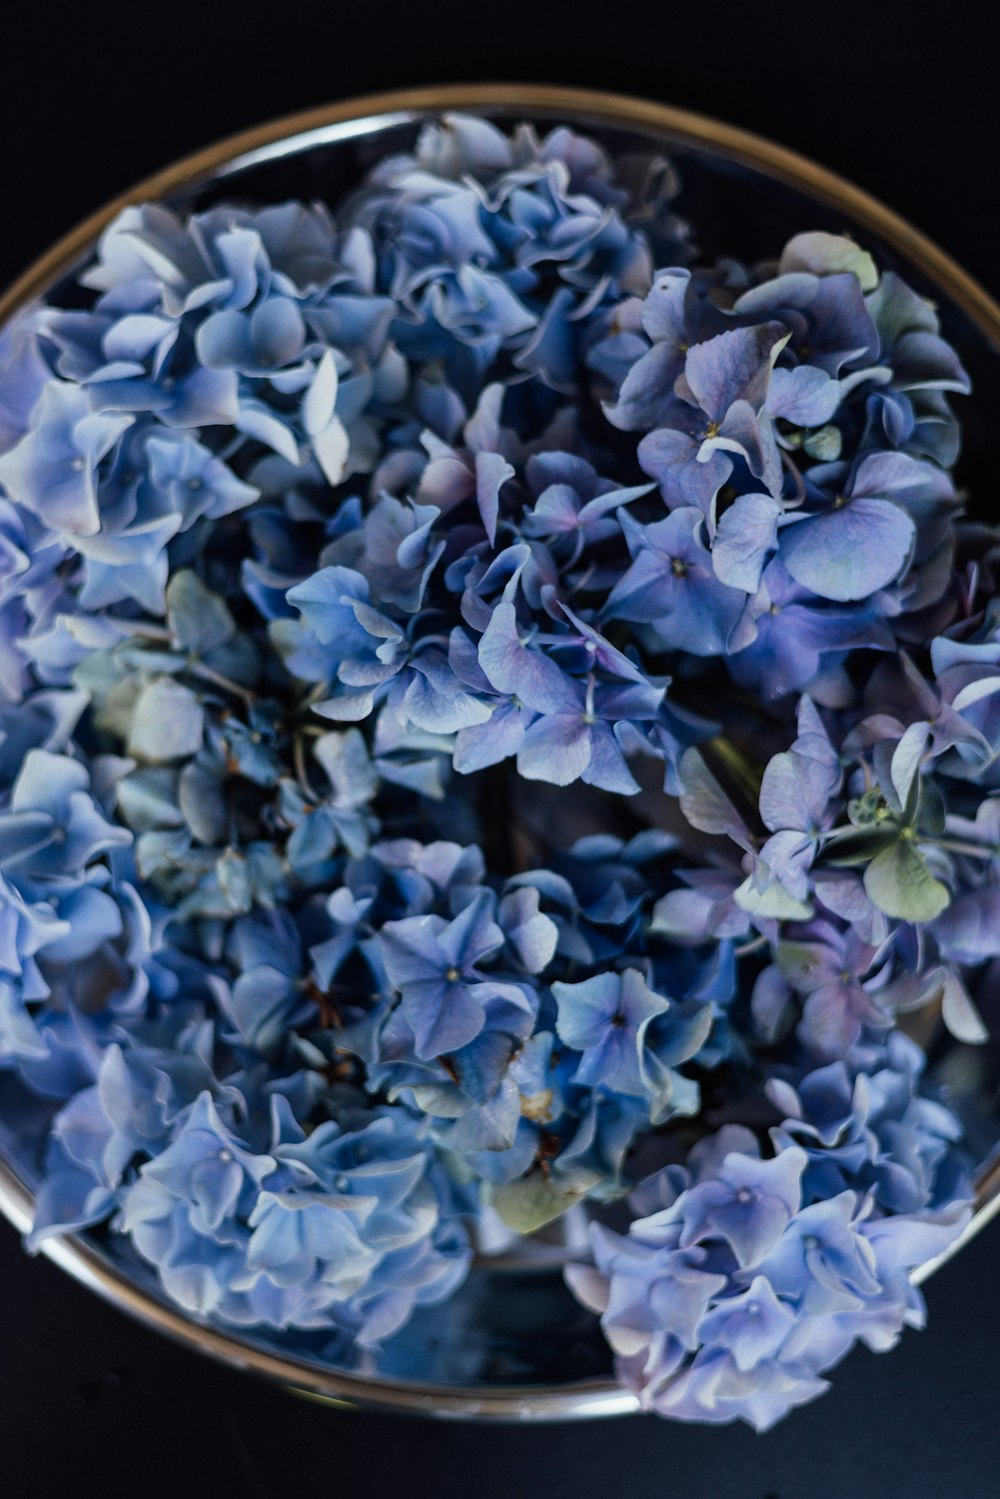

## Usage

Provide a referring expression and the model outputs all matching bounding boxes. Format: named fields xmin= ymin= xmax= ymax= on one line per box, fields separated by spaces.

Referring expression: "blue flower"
xmin=196 ymin=296 xmax=307 ymax=377
xmin=552 ymin=967 xmax=709 ymax=1117
xmin=777 ymin=452 xmax=950 ymax=603
xmin=286 ymin=564 xmax=400 ymax=667
xmin=514 ymin=676 xmax=658 ymax=794
xmin=221 ymin=914 xmax=316 ymax=1057
xmin=245 ymin=1109 xmax=470 ymax=1343
xmin=865 ymin=266 xmax=971 ymax=463
xmin=754 ymin=1191 xmax=883 ymax=1313
xmin=520 ymin=453 xmax=652 ymax=563
xmin=600 ymin=268 xmax=729 ymax=430
xmin=349 ymin=113 xmax=656 ymax=397
xmin=0 ymin=750 xmax=130 ymax=882
xmin=727 ymin=559 xmax=893 ymax=702
xmin=931 ymin=620 xmax=1000 ymax=785
xmin=696 ymin=1274 xmax=797 ymax=1372
xmin=0 ymin=381 xmax=133 ymax=535
xmin=748 ymin=697 xmax=842 ymax=905
xmin=677 ymin=1145 xmax=807 ymax=1266
xmin=0 ymin=310 xmax=53 ymax=455
xmin=769 ymin=1031 xmax=970 ymax=1214
xmin=0 ymin=118 xmax=985 ymax=1420
xmin=634 ymin=323 xmax=788 ymax=510
xmin=141 ymin=430 xmax=259 ymax=527
xmin=0 ymin=870 xmax=68 ymax=1063
xmin=379 ymin=889 xmax=505 ymax=1058
xmin=776 ymin=926 xmax=892 ymax=1058
xmin=573 ymin=1106 xmax=969 ymax=1429
xmin=605 ymin=507 xmax=748 ymax=656
xmin=734 ymin=235 xmax=881 ymax=379
xmin=139 ymin=1091 xmax=276 ymax=1234
xmin=553 ymin=968 xmax=669 ymax=1096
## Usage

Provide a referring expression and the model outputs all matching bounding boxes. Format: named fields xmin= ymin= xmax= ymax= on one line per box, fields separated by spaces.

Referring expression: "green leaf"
xmin=919 ymin=776 xmax=947 ymax=837
xmin=823 ymin=822 xmax=899 ymax=866
xmin=779 ymin=231 xmax=879 ymax=292
xmin=803 ymin=424 xmax=842 ymax=461
xmin=863 ymin=837 xmax=950 ymax=922
xmin=702 ymin=737 xmax=763 ymax=810
xmin=127 ymin=677 xmax=205 ymax=764
xmin=166 ymin=570 xmax=235 ymax=655
xmin=178 ymin=761 xmax=227 ymax=844
xmin=91 ymin=671 xmax=145 ymax=740
xmin=734 ymin=874 xmax=813 ymax=922
xmin=489 ymin=1177 xmax=583 ymax=1235
xmin=117 ymin=768 xmax=184 ymax=833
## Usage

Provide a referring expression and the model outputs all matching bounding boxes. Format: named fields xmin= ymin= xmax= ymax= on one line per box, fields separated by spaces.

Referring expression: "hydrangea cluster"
xmin=569 ymin=1032 xmax=970 ymax=1429
xmin=0 ymin=112 xmax=991 ymax=1427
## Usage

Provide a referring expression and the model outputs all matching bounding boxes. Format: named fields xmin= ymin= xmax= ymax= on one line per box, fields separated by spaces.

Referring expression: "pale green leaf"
xmin=166 ymin=570 xmax=235 ymax=655
xmin=863 ymin=838 xmax=950 ymax=923
xmin=489 ymin=1177 xmax=582 ymax=1234
xmin=127 ymin=677 xmax=205 ymax=764
xmin=734 ymin=874 xmax=813 ymax=921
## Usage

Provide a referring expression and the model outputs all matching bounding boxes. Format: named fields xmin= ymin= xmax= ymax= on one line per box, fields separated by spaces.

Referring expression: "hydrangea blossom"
xmin=0 ymin=113 xmax=989 ymax=1428
xmin=570 ymin=1036 xmax=970 ymax=1430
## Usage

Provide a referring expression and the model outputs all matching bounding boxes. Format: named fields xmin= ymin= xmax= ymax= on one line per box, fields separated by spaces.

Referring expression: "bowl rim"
xmin=2 ymin=81 xmax=1000 ymax=1421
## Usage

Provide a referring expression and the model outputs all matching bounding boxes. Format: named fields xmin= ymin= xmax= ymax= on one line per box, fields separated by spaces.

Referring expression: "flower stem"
xmin=191 ymin=661 xmax=256 ymax=707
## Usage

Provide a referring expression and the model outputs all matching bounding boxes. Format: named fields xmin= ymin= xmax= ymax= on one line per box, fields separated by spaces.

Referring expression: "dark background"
xmin=2 ymin=2 xmax=999 ymax=1495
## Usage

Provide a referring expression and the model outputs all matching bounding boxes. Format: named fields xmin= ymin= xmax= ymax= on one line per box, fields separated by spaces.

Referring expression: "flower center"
xmin=445 ymin=966 xmax=461 ymax=983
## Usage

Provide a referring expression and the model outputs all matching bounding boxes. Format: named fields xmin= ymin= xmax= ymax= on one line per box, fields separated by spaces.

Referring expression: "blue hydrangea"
xmin=0 ymin=114 xmax=987 ymax=1422
xmin=570 ymin=1063 xmax=970 ymax=1430
xmin=343 ymin=113 xmax=664 ymax=400
xmin=120 ymin=1097 xmax=470 ymax=1343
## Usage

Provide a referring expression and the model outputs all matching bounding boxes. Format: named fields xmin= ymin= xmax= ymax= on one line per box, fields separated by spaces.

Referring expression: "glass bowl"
xmin=2 ymin=83 xmax=999 ymax=1421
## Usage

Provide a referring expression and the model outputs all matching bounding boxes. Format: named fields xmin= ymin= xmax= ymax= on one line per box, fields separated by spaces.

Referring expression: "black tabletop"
xmin=2 ymin=4 xmax=999 ymax=1495
xmin=4 ymin=1205 xmax=999 ymax=1499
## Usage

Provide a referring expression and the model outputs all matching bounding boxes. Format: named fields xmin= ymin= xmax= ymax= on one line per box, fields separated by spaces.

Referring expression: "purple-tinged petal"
xmin=780 ymin=498 xmax=915 ymax=602
xmin=713 ymin=494 xmax=784 ymax=593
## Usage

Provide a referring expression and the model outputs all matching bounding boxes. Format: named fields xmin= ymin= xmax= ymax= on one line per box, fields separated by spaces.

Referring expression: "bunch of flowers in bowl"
xmin=0 ymin=91 xmax=997 ymax=1430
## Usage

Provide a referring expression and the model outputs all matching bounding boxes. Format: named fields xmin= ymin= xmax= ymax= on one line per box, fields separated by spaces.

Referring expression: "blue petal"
xmin=779 ymin=498 xmax=915 ymax=602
